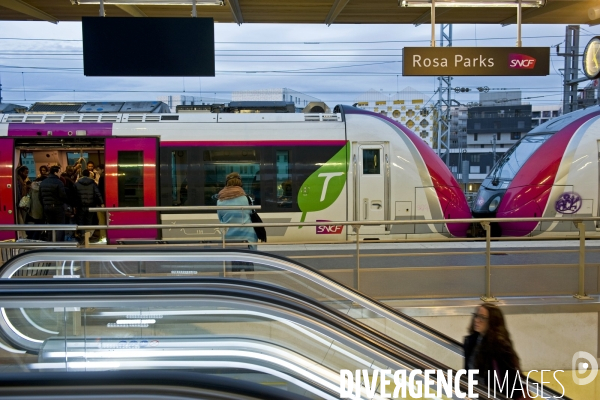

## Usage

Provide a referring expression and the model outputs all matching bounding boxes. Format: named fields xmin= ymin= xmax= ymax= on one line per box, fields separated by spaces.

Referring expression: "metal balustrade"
xmin=1 ymin=207 xmax=599 ymax=302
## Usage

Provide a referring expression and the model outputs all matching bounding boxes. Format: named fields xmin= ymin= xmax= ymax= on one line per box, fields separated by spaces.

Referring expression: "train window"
xmin=277 ymin=150 xmax=292 ymax=208
xmin=363 ymin=149 xmax=380 ymax=174
xmin=488 ymin=134 xmax=552 ymax=180
xmin=203 ymin=149 xmax=260 ymax=205
xmin=117 ymin=151 xmax=143 ymax=207
xmin=170 ymin=151 xmax=188 ymax=206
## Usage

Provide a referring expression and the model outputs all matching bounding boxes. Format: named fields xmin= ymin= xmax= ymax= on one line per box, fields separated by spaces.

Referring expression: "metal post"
xmin=84 ymin=231 xmax=90 ymax=277
xmin=574 ymin=222 xmax=593 ymax=300
xmin=516 ymin=0 xmax=522 ymax=47
xmin=52 ymin=230 xmax=56 ymax=242
xmin=430 ymin=0 xmax=436 ymax=47
xmin=435 ymin=24 xmax=457 ymax=166
xmin=99 ymin=0 xmax=105 ymax=16
xmin=480 ymin=221 xmax=498 ymax=302
xmin=352 ymin=225 xmax=361 ymax=291
xmin=220 ymin=228 xmax=227 ymax=249
xmin=562 ymin=25 xmax=580 ymax=114
xmin=192 ymin=0 xmax=197 ymax=17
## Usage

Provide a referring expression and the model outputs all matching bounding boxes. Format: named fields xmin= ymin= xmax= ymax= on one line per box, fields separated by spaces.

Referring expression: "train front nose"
xmin=471 ymin=186 xmax=505 ymax=218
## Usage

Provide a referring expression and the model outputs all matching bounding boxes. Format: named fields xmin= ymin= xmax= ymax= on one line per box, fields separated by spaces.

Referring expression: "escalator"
xmin=0 ymin=249 xmax=467 ymax=368
xmin=0 ymin=370 xmax=316 ymax=400
xmin=0 ymin=277 xmax=489 ymax=400
xmin=0 ymin=249 xmax=567 ymax=400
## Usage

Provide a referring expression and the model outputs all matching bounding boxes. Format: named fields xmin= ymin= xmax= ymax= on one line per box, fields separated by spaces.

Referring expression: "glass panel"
xmin=203 ymin=149 xmax=260 ymax=205
xmin=19 ymin=152 xmax=37 ymax=181
xmin=487 ymin=134 xmax=552 ymax=180
xmin=5 ymin=255 xmax=463 ymax=370
xmin=171 ymin=151 xmax=188 ymax=206
xmin=117 ymin=151 xmax=143 ymax=207
xmin=362 ymin=149 xmax=380 ymax=175
xmin=6 ymin=301 xmax=413 ymax=399
xmin=276 ymin=150 xmax=292 ymax=209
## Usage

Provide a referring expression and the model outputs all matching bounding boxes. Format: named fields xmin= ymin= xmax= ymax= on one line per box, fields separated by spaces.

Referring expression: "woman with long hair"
xmin=465 ymin=304 xmax=527 ymax=399
xmin=217 ymin=172 xmax=258 ymax=272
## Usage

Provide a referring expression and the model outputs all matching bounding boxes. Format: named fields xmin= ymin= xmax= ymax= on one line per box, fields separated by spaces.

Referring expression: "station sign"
xmin=402 ymin=47 xmax=549 ymax=76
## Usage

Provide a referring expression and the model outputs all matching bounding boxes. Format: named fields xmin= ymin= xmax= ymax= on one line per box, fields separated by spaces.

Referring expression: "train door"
xmin=105 ymin=137 xmax=158 ymax=243
xmin=355 ymin=143 xmax=389 ymax=235
xmin=0 ymin=139 xmax=15 ymax=240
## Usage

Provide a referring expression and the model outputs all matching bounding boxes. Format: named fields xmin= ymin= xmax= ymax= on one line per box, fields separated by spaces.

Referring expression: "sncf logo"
xmin=316 ymin=220 xmax=344 ymax=235
xmin=509 ymin=53 xmax=536 ymax=69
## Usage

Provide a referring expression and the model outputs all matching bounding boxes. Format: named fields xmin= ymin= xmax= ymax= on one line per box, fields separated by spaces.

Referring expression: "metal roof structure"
xmin=0 ymin=1 xmax=597 ymax=26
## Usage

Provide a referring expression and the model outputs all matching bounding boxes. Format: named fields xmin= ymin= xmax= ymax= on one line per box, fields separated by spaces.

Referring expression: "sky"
xmin=1 ymin=20 xmax=600 ymax=109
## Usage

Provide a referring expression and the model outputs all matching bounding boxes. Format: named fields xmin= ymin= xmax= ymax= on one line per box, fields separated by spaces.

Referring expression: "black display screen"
xmin=82 ymin=17 xmax=215 ymax=77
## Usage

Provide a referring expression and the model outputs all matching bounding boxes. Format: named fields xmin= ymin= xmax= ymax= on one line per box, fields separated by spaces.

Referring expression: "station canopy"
xmin=0 ymin=0 xmax=597 ymax=25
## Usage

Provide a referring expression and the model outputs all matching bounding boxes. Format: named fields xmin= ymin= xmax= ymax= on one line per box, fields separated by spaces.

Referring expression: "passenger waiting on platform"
xmin=16 ymin=166 xmax=30 ymax=239
xmin=464 ymin=304 xmax=528 ymax=399
xmin=74 ymin=169 xmax=104 ymax=244
xmin=61 ymin=166 xmax=78 ymax=241
xmin=95 ymin=164 xmax=107 ymax=242
xmin=26 ymin=176 xmax=47 ymax=240
xmin=217 ymin=172 xmax=257 ymax=272
xmin=39 ymin=165 xmax=67 ymax=242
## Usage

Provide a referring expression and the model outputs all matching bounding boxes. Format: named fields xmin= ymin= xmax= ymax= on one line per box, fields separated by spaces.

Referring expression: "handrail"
xmin=0 ymin=278 xmax=501 ymax=400
xmin=89 ymin=205 xmax=260 ymax=212
xmin=1 ymin=212 xmax=599 ymax=300
xmin=0 ymin=215 xmax=598 ymax=230
xmin=0 ymin=370 xmax=315 ymax=400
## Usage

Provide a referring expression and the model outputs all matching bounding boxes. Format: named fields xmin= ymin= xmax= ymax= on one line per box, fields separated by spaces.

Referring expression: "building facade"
xmin=531 ymin=105 xmax=561 ymax=128
xmin=466 ymin=104 xmax=532 ymax=150
xmin=447 ymin=92 xmax=533 ymax=192
xmin=354 ymin=88 xmax=435 ymax=147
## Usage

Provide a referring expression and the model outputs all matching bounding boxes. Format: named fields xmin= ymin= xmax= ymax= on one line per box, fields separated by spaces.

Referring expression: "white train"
xmin=472 ymin=105 xmax=600 ymax=236
xmin=0 ymin=105 xmax=471 ymax=243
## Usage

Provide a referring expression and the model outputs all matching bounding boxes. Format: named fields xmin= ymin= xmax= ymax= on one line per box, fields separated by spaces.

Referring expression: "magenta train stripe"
xmin=8 ymin=123 xmax=113 ymax=137
xmin=344 ymin=107 xmax=471 ymax=237
xmin=160 ymin=140 xmax=348 ymax=147
xmin=497 ymin=110 xmax=600 ymax=236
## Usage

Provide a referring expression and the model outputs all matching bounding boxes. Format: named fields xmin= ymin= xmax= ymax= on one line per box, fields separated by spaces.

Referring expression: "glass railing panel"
xmin=0 ymin=277 xmax=506 ymax=400
xmin=1 ymin=251 xmax=463 ymax=373
xmin=5 ymin=303 xmax=395 ymax=399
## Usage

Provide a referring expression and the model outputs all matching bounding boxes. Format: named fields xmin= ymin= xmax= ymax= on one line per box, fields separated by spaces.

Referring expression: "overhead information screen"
xmin=82 ymin=17 xmax=215 ymax=77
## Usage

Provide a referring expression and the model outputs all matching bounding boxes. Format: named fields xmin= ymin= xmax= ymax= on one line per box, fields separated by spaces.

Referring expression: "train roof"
xmin=527 ymin=105 xmax=600 ymax=135
xmin=0 ymin=112 xmax=343 ymax=124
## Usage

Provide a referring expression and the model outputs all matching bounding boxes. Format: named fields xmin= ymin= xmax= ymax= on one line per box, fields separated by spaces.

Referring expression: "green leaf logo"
xmin=298 ymin=143 xmax=349 ymax=224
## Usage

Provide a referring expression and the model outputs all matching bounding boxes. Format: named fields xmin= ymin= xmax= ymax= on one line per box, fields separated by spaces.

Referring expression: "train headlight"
xmin=488 ymin=196 xmax=501 ymax=212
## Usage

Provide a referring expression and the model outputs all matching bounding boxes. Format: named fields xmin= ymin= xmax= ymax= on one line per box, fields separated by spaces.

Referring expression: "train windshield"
xmin=488 ymin=133 xmax=552 ymax=181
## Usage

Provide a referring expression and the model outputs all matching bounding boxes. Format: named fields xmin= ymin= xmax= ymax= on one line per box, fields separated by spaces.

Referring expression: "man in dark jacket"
xmin=39 ymin=165 xmax=68 ymax=241
xmin=74 ymin=169 xmax=104 ymax=243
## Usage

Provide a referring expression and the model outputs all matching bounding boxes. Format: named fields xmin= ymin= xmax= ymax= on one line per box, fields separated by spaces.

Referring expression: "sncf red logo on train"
xmin=508 ymin=54 xmax=536 ymax=69
xmin=316 ymin=220 xmax=344 ymax=235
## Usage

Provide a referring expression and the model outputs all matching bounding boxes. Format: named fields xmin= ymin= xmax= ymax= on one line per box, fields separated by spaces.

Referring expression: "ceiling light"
xmin=72 ymin=0 xmax=224 ymax=5
xmin=400 ymin=0 xmax=544 ymax=7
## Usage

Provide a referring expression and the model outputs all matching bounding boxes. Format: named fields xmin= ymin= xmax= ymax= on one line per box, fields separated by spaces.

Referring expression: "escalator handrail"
xmin=0 ymin=277 xmax=542 ymax=400
xmin=0 ymin=370 xmax=316 ymax=400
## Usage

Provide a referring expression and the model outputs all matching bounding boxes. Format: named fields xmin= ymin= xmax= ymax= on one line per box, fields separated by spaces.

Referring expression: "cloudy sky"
xmin=1 ymin=20 xmax=599 ymax=109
